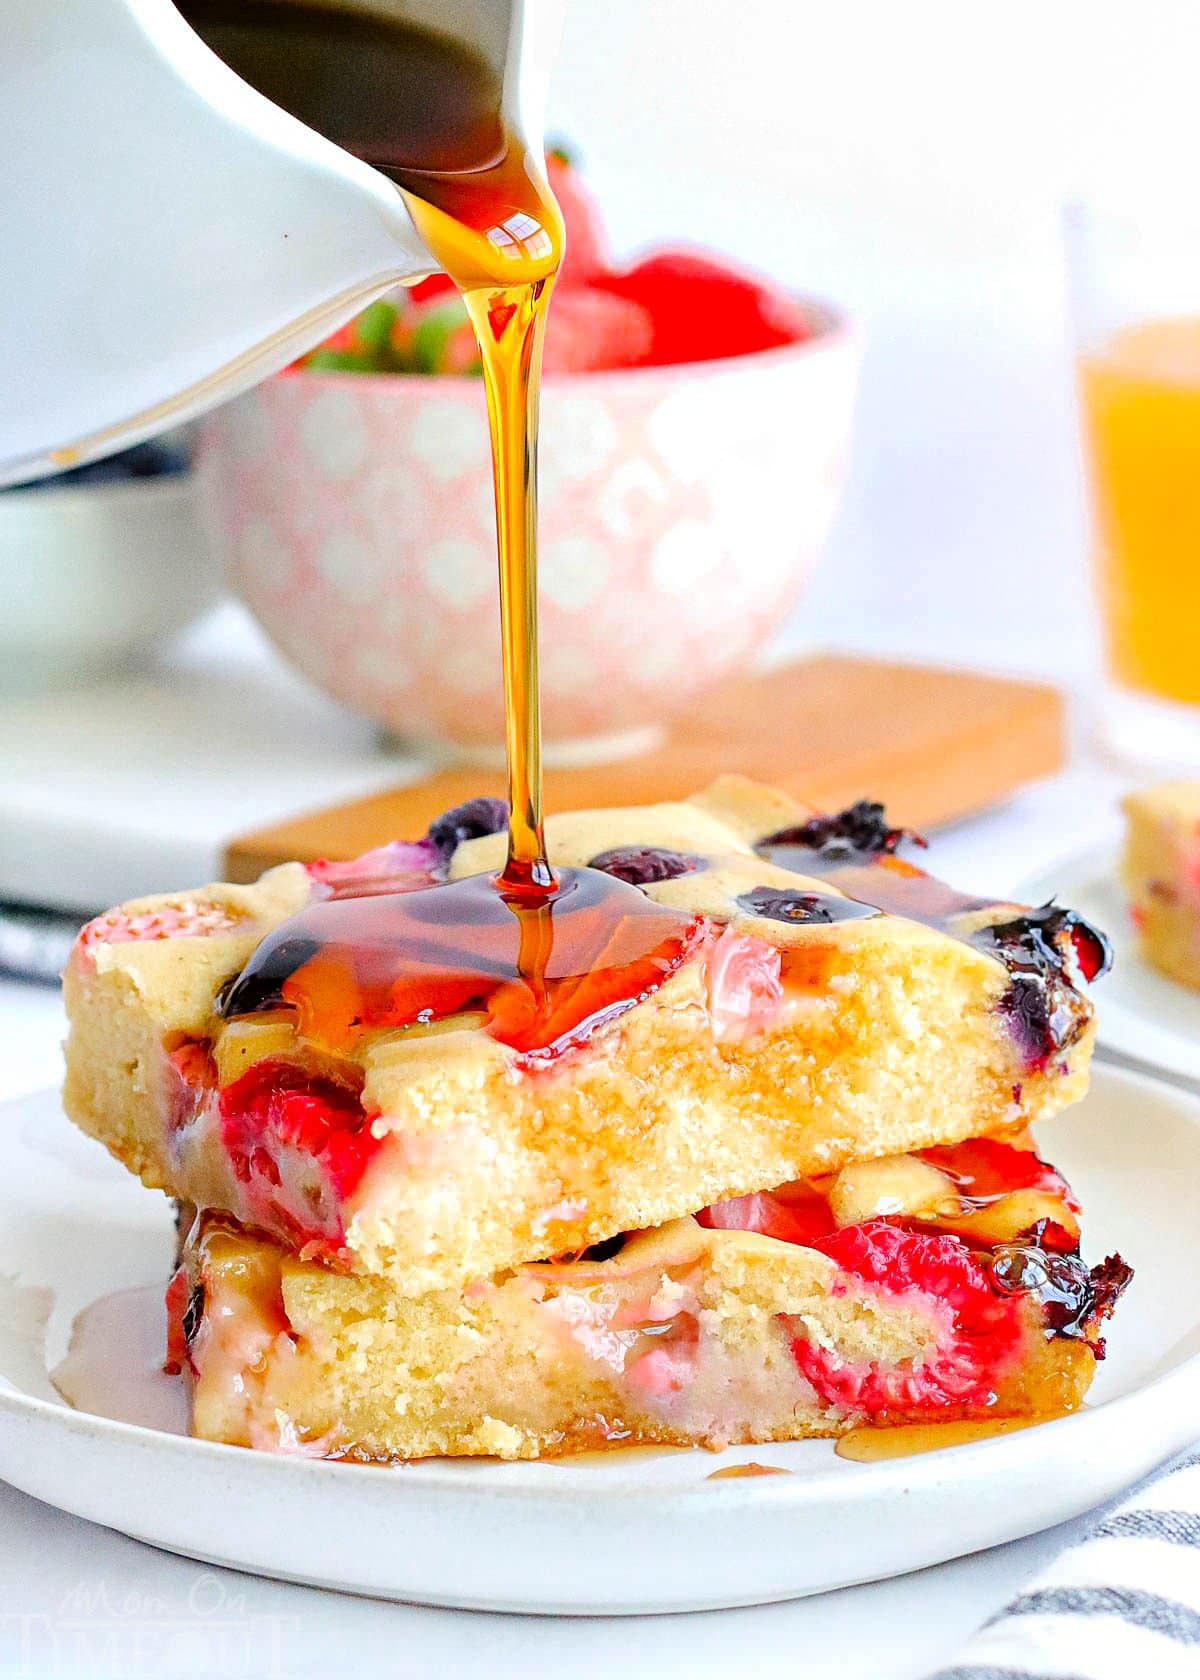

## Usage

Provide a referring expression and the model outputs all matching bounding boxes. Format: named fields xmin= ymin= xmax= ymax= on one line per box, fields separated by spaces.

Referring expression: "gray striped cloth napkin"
xmin=927 ymin=1446 xmax=1200 ymax=1680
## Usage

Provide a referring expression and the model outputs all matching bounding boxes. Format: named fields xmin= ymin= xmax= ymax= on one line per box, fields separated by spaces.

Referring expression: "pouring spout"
xmin=0 ymin=0 xmax=562 ymax=485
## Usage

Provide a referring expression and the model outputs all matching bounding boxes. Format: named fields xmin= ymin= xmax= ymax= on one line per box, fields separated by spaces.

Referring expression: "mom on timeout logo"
xmin=0 ymin=1571 xmax=294 ymax=1677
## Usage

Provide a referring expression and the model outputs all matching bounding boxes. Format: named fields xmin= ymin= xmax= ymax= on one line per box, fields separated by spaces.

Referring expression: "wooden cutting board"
xmin=223 ymin=654 xmax=1065 ymax=880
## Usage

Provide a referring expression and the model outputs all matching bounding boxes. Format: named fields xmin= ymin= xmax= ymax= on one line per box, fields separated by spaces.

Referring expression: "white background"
xmin=549 ymin=0 xmax=1200 ymax=680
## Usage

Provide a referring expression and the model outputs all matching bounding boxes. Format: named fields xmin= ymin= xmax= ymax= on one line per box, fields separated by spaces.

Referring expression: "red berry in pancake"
xmin=164 ymin=1265 xmax=190 ymax=1375
xmin=703 ymin=926 xmax=784 ymax=1039
xmin=698 ymin=1180 xmax=836 ymax=1248
xmin=218 ymin=1061 xmax=380 ymax=1254
xmin=486 ymin=927 xmax=695 ymax=1060
xmin=789 ymin=1221 xmax=1025 ymax=1414
xmin=307 ymin=838 xmax=440 ymax=897
xmin=78 ymin=901 xmax=246 ymax=954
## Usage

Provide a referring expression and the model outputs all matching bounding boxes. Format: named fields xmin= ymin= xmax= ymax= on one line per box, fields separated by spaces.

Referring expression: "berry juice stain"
xmin=219 ymin=868 xmax=697 ymax=1061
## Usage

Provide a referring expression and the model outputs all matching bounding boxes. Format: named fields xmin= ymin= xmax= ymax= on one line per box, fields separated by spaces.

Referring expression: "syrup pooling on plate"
xmin=834 ymin=1415 xmax=1068 ymax=1462
xmin=218 ymin=867 xmax=698 ymax=1060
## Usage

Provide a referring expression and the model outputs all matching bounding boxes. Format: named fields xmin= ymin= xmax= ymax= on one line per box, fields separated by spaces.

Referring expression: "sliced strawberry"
xmin=789 ymin=1221 xmax=1026 ymax=1415
xmin=546 ymin=150 xmax=612 ymax=287
xmin=542 ymin=286 xmax=655 ymax=374
xmin=488 ymin=930 xmax=694 ymax=1060
xmin=307 ymin=838 xmax=440 ymax=899
xmin=78 ymin=899 xmax=247 ymax=955
xmin=704 ymin=926 xmax=784 ymax=1040
xmin=164 ymin=1265 xmax=190 ymax=1376
xmin=698 ymin=1180 xmax=836 ymax=1248
xmin=218 ymin=1060 xmax=380 ymax=1254
xmin=624 ymin=1312 xmax=701 ymax=1399
xmin=595 ymin=248 xmax=811 ymax=367
xmin=168 ymin=1040 xmax=217 ymax=1089
xmin=162 ymin=1039 xmax=217 ymax=1136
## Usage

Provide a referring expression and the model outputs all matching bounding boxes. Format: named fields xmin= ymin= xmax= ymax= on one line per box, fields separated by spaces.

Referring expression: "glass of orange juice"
xmin=1068 ymin=200 xmax=1200 ymax=766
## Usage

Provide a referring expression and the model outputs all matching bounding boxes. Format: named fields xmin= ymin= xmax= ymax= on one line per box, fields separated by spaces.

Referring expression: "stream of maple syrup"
xmin=176 ymin=3 xmax=554 ymax=880
xmin=180 ymin=1 xmax=700 ymax=1041
xmin=180 ymin=0 xmax=560 ymax=884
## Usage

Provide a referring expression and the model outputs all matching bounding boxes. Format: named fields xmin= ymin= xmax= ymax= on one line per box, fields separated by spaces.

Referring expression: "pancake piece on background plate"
xmin=1122 ymin=781 xmax=1200 ymax=989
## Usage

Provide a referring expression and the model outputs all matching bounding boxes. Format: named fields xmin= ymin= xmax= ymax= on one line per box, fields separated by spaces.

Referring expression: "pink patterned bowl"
xmin=202 ymin=299 xmax=858 ymax=757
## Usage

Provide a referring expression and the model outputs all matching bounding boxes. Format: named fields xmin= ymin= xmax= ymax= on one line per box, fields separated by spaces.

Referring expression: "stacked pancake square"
xmin=63 ymin=780 xmax=1129 ymax=1459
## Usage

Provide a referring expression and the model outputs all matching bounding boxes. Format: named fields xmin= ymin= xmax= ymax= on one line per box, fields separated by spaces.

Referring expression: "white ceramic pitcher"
xmin=0 ymin=0 xmax=560 ymax=486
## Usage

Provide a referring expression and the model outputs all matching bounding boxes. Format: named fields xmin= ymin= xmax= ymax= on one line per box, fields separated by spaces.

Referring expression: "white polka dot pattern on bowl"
xmin=203 ymin=326 xmax=858 ymax=751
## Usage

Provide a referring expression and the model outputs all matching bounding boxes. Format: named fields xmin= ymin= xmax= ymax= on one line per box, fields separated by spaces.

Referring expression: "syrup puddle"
xmin=835 ymin=1413 xmax=1070 ymax=1462
xmin=550 ymin=1443 xmax=693 ymax=1467
xmin=52 ymin=1285 xmax=188 ymax=1435
xmin=707 ymin=1461 xmax=792 ymax=1480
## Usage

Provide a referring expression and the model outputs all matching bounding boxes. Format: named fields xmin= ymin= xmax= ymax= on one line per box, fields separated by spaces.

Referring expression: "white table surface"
xmin=0 ymin=716 xmax=1147 ymax=1680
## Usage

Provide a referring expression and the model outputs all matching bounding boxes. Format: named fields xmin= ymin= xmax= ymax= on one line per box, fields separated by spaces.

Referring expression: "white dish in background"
xmin=0 ymin=1065 xmax=1196 ymax=1616
xmin=1019 ymin=847 xmax=1200 ymax=1086
xmin=0 ymin=468 xmax=220 ymax=695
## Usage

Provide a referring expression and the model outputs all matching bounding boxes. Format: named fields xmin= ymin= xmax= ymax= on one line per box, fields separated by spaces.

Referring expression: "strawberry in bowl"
xmin=289 ymin=151 xmax=816 ymax=379
xmin=202 ymin=151 xmax=858 ymax=757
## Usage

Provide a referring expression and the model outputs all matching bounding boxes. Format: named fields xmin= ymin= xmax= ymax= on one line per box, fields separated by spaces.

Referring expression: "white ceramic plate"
xmin=1 ymin=1068 xmax=1198 ymax=1616
xmin=1020 ymin=847 xmax=1200 ymax=1086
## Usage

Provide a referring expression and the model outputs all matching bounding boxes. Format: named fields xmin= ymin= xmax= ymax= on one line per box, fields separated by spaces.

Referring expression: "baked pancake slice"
xmin=169 ymin=1133 xmax=1130 ymax=1460
xmin=64 ymin=781 xmax=1110 ymax=1295
xmin=1122 ymin=781 xmax=1200 ymax=990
